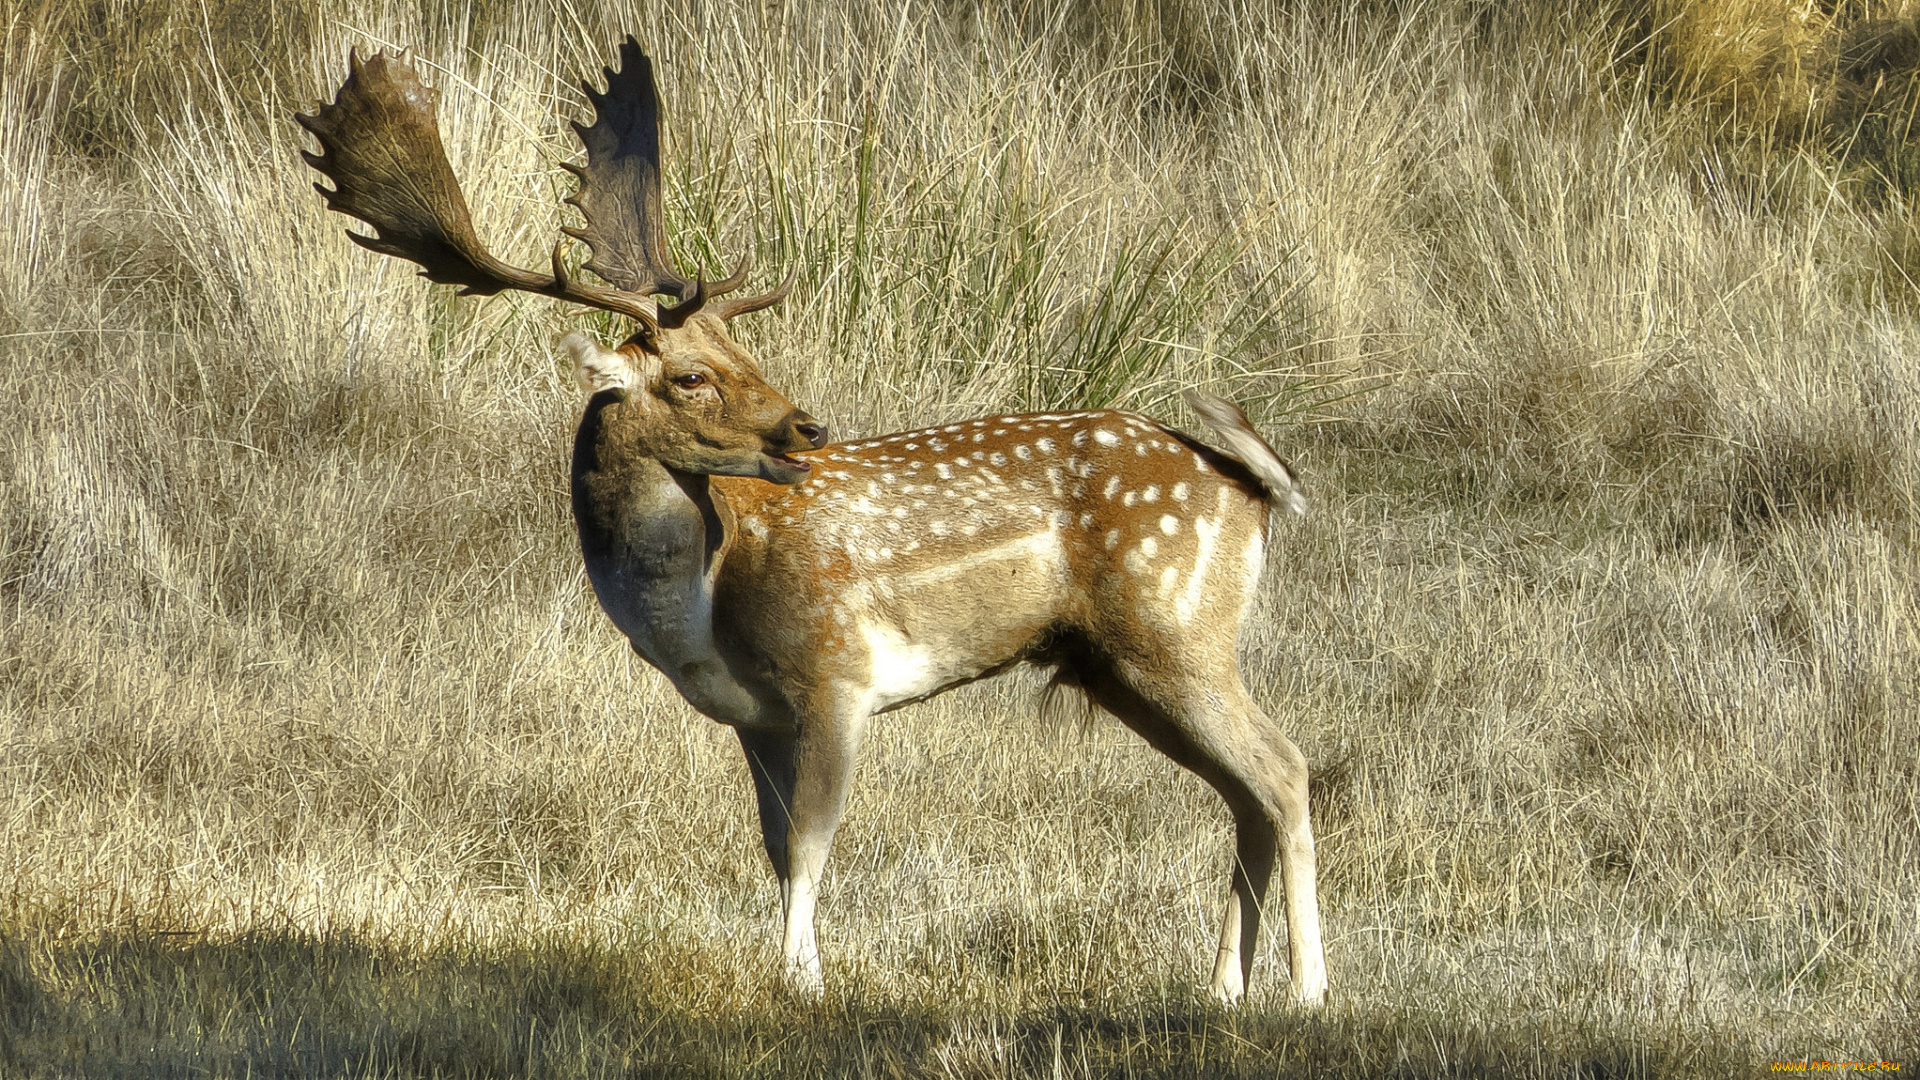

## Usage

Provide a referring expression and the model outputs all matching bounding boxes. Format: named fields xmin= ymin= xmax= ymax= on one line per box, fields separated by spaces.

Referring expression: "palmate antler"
xmin=295 ymin=37 xmax=789 ymax=333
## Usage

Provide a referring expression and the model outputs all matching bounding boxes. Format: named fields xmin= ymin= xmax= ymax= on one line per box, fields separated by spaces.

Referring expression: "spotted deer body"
xmin=302 ymin=37 xmax=1326 ymax=1007
xmin=729 ymin=409 xmax=1272 ymax=712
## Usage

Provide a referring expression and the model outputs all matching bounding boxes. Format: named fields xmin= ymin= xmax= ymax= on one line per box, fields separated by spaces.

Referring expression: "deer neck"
xmin=570 ymin=392 xmax=774 ymax=726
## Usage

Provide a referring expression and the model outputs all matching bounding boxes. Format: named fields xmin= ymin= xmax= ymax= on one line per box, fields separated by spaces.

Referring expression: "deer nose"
xmin=792 ymin=416 xmax=828 ymax=449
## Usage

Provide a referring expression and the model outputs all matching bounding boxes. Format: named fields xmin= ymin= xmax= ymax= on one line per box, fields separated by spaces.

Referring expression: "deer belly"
xmin=847 ymin=528 xmax=1070 ymax=709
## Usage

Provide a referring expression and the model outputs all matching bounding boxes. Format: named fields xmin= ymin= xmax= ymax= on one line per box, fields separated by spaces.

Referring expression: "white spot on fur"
xmin=1180 ymin=515 xmax=1222 ymax=623
xmin=1159 ymin=515 xmax=1179 ymax=535
xmin=1094 ymin=429 xmax=1120 ymax=446
xmin=1173 ymin=482 xmax=1191 ymax=502
xmin=1104 ymin=476 xmax=1122 ymax=499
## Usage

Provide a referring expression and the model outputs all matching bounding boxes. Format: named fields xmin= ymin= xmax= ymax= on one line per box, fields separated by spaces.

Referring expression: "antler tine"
xmin=296 ymin=49 xmax=659 ymax=327
xmin=654 ymin=252 xmax=756 ymax=328
xmin=707 ymin=262 xmax=798 ymax=321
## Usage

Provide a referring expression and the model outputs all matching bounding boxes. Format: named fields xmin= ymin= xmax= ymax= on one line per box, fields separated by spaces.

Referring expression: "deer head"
xmin=566 ymin=320 xmax=822 ymax=482
xmin=295 ymin=39 xmax=824 ymax=481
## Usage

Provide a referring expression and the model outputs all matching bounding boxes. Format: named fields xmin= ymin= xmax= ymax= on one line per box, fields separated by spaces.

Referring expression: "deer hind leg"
xmin=1077 ymin=655 xmax=1326 ymax=1007
xmin=737 ymin=702 xmax=864 ymax=998
xmin=1205 ymin=694 xmax=1325 ymax=1008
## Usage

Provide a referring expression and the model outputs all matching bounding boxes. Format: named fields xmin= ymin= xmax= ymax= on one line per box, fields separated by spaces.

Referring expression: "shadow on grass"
xmin=0 ymin=927 xmax=1730 ymax=1078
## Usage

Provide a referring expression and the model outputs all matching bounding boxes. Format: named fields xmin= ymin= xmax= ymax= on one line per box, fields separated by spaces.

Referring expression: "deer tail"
xmin=1184 ymin=391 xmax=1308 ymax=517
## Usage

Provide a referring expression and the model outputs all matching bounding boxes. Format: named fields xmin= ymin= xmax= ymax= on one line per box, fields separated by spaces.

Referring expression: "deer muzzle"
xmin=763 ymin=409 xmax=828 ymax=482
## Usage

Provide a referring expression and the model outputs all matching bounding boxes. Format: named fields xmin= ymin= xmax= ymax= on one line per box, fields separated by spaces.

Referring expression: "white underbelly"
xmin=860 ymin=621 xmax=951 ymax=705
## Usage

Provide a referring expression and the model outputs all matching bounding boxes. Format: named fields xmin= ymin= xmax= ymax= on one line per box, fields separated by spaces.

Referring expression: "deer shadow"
xmin=1 ymin=927 xmax=1730 ymax=1078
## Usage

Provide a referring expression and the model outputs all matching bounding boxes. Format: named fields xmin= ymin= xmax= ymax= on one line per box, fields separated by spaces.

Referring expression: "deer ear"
xmin=564 ymin=331 xmax=631 ymax=393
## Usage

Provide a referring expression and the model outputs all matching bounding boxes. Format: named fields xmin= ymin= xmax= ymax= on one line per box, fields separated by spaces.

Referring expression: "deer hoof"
xmin=1207 ymin=982 xmax=1244 ymax=1008
xmin=781 ymin=963 xmax=825 ymax=1001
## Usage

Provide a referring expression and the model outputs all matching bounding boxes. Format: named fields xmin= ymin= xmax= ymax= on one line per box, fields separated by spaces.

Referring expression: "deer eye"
xmin=671 ymin=372 xmax=707 ymax=390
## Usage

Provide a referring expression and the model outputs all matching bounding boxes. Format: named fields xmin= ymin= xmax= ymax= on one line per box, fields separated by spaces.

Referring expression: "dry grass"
xmin=2 ymin=0 xmax=1916 ymax=1075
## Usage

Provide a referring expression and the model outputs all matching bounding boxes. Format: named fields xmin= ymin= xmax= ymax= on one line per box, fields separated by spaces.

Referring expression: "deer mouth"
xmin=763 ymin=450 xmax=814 ymax=482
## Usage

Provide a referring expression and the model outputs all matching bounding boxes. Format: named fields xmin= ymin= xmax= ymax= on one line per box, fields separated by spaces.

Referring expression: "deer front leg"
xmin=739 ymin=703 xmax=864 ymax=997
xmin=737 ymin=725 xmax=798 ymax=918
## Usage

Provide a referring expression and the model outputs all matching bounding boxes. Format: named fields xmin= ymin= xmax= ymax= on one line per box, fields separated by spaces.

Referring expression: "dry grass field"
xmin=2 ymin=0 xmax=1917 ymax=1075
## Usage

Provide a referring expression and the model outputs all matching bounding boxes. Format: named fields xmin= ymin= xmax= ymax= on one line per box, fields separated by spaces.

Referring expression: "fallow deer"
xmin=297 ymin=37 xmax=1327 ymax=1006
